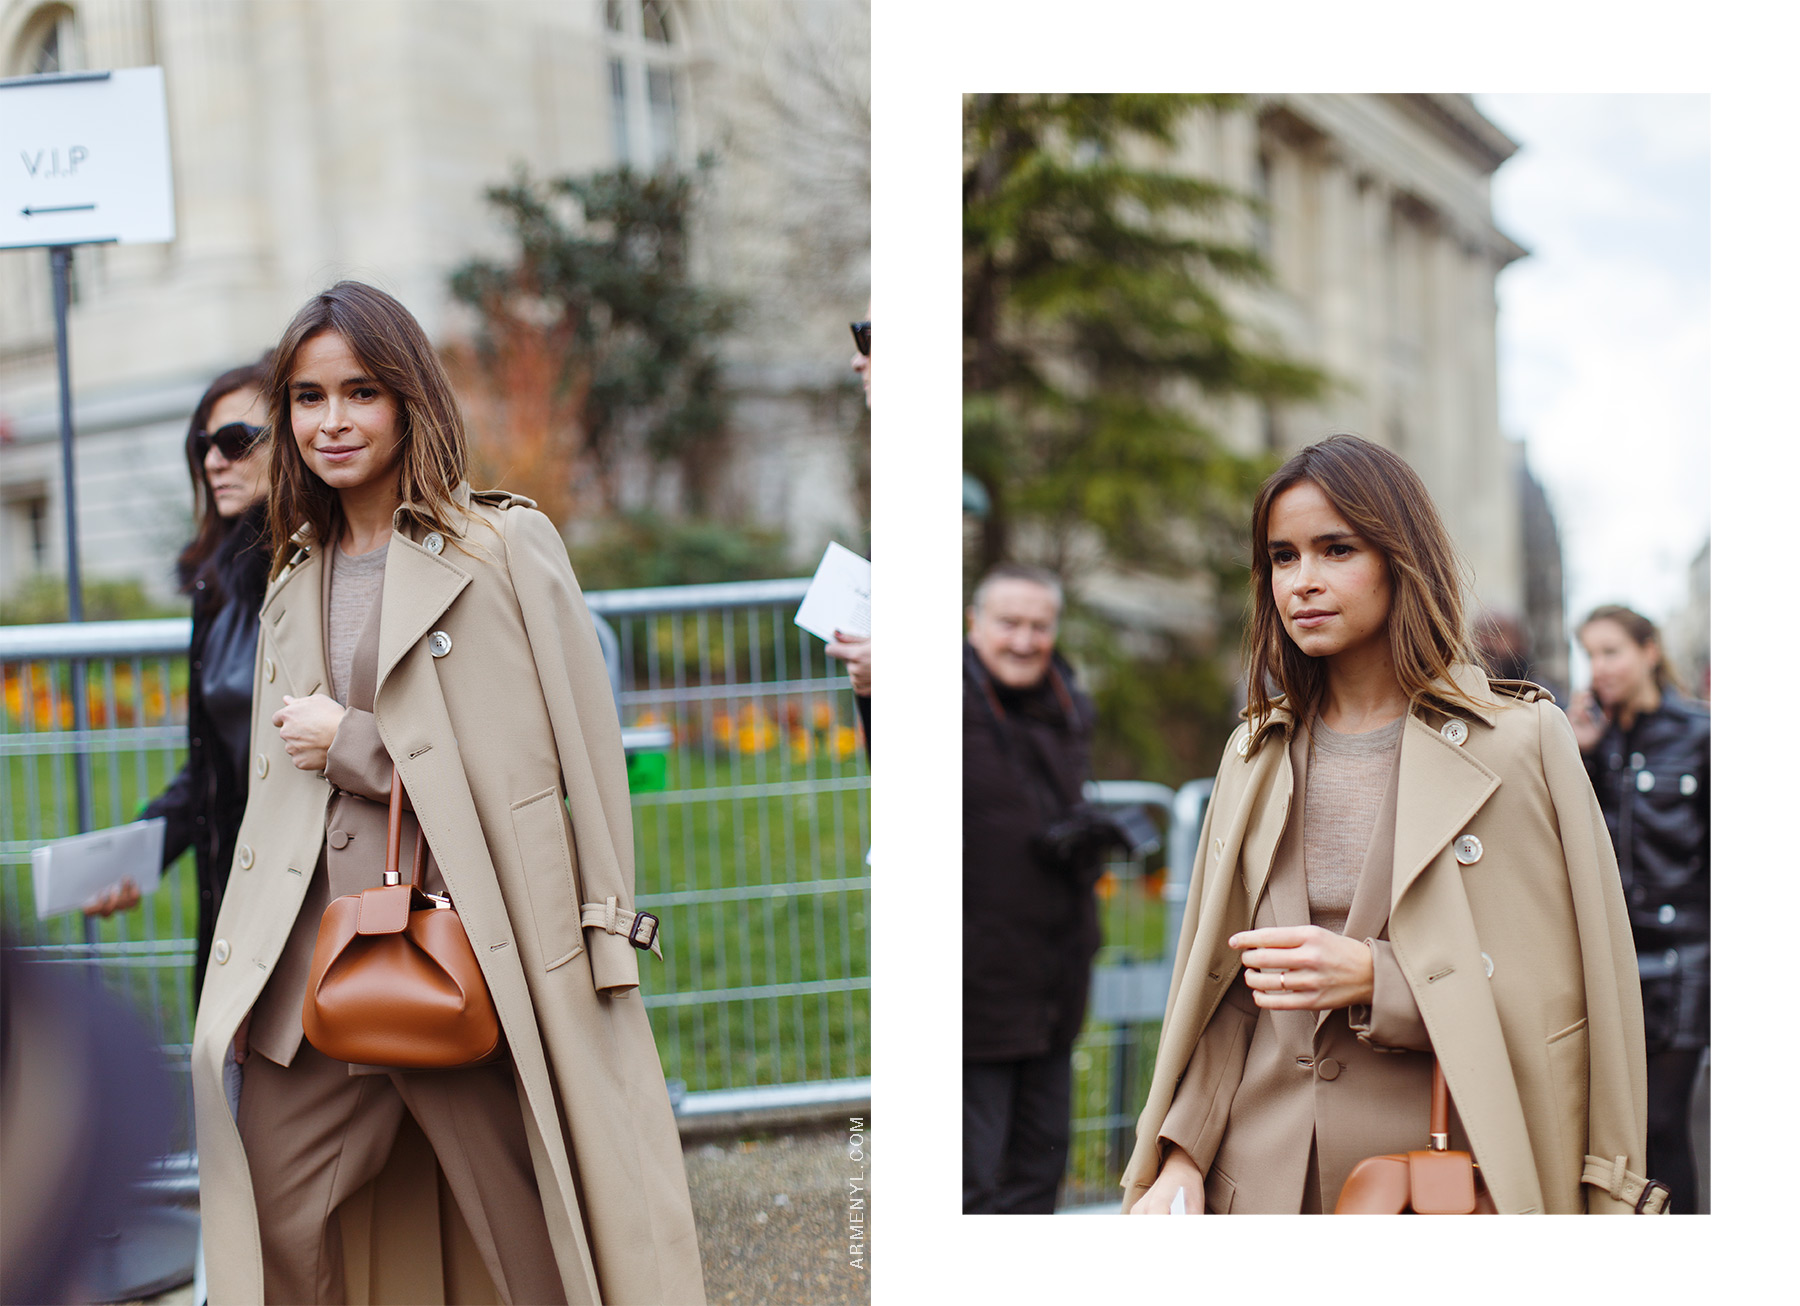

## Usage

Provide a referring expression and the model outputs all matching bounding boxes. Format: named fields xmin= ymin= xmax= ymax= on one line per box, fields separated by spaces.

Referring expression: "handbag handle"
xmin=384 ymin=768 xmax=427 ymax=888
xmin=1429 ymin=1056 xmax=1450 ymax=1151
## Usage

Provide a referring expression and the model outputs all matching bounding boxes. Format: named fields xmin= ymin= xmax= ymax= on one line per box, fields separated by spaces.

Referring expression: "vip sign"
xmin=0 ymin=66 xmax=175 ymax=249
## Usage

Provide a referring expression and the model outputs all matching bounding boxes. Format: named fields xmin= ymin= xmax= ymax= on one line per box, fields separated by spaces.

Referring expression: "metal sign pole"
xmin=48 ymin=244 xmax=96 ymax=845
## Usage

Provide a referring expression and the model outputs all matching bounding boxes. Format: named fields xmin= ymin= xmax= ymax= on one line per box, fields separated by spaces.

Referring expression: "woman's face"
xmin=1579 ymin=618 xmax=1659 ymax=709
xmin=289 ymin=330 xmax=403 ymax=494
xmin=1266 ymin=479 xmax=1393 ymax=664
xmin=203 ymin=386 xmax=272 ymax=520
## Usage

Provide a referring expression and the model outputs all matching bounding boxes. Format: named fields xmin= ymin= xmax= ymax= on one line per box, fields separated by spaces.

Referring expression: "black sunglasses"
xmin=191 ymin=421 xmax=265 ymax=464
xmin=850 ymin=320 xmax=870 ymax=356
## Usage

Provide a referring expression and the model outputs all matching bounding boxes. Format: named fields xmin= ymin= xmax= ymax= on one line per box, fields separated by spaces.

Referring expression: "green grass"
xmin=3 ymin=734 xmax=870 ymax=1100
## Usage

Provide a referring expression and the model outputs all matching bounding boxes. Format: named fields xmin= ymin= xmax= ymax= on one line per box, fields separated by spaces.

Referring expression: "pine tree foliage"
xmin=964 ymin=93 xmax=1325 ymax=578
xmin=450 ymin=167 xmax=735 ymax=511
xmin=964 ymin=94 xmax=1329 ymax=783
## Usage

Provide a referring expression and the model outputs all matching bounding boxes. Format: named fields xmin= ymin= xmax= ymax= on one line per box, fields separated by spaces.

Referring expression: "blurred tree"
xmin=449 ymin=167 xmax=735 ymax=515
xmin=964 ymin=94 xmax=1327 ymax=782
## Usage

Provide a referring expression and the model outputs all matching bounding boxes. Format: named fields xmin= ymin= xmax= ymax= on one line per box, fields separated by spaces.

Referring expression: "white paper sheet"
xmin=793 ymin=542 xmax=871 ymax=642
xmin=30 ymin=817 xmax=165 ymax=919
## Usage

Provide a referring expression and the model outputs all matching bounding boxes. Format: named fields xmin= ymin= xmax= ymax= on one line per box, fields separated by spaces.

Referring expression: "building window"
xmin=12 ymin=4 xmax=83 ymax=76
xmin=602 ymin=0 xmax=686 ymax=169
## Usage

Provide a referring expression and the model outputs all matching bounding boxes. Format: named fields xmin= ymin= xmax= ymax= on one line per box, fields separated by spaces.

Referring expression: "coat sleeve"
xmin=322 ymin=707 xmax=394 ymax=801
xmin=503 ymin=507 xmax=646 ymax=995
xmin=141 ymin=761 xmax=195 ymax=871
xmin=1348 ymin=939 xmax=1431 ymax=1052
xmin=1538 ymin=700 xmax=1653 ymax=1213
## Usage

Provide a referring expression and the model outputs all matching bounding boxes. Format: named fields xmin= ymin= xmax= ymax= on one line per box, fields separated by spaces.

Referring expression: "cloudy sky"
xmin=1473 ymin=94 xmax=1710 ymax=668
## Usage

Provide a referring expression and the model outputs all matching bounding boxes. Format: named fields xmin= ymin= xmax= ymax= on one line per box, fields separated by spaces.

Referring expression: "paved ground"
xmin=130 ymin=1120 xmax=870 ymax=1306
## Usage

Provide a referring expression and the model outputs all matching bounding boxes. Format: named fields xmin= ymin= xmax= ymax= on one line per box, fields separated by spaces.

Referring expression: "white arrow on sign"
xmin=0 ymin=66 xmax=175 ymax=249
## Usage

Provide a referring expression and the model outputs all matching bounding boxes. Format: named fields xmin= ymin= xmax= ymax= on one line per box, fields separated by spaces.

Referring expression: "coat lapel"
xmin=260 ymin=547 xmax=328 ymax=701
xmin=1390 ymin=714 xmax=1500 ymax=908
xmin=375 ymin=531 xmax=471 ymax=698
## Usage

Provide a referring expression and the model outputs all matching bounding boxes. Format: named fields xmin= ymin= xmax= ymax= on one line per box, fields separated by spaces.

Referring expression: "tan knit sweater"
xmin=1303 ymin=716 xmax=1403 ymax=935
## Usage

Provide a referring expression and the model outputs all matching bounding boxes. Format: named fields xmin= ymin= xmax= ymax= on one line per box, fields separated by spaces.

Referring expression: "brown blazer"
xmin=1122 ymin=668 xmax=1657 ymax=1214
xmin=191 ymin=487 xmax=705 ymax=1302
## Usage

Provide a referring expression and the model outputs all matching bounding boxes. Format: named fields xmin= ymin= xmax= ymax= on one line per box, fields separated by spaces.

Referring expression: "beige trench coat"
xmin=1121 ymin=667 xmax=1659 ymax=1214
xmin=191 ymin=486 xmax=705 ymax=1302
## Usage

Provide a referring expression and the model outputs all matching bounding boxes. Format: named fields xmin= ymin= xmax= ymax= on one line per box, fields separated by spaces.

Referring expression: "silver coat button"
xmin=1454 ymin=834 xmax=1483 ymax=865
xmin=1236 ymin=733 xmax=1250 ymax=757
xmin=1440 ymin=719 xmax=1468 ymax=746
xmin=236 ymin=844 xmax=254 ymax=869
xmin=255 ymin=753 xmax=269 ymax=779
xmin=264 ymin=657 xmax=276 ymax=682
xmin=422 ymin=532 xmax=444 ymax=555
xmin=1679 ymin=774 xmax=1697 ymax=796
xmin=1637 ymin=770 xmax=1655 ymax=793
xmin=428 ymin=631 xmax=453 ymax=658
xmin=213 ymin=939 xmax=230 ymax=964
xmin=1481 ymin=951 xmax=1494 ymax=978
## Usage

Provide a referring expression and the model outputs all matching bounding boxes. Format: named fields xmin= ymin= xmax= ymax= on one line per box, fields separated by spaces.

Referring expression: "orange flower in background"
xmin=1095 ymin=871 xmax=1119 ymax=901
xmin=809 ymin=698 xmax=835 ymax=732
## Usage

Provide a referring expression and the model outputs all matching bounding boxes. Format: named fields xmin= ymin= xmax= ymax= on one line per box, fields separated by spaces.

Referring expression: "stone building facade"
xmin=1078 ymin=94 xmax=1567 ymax=677
xmin=0 ymin=0 xmax=869 ymax=604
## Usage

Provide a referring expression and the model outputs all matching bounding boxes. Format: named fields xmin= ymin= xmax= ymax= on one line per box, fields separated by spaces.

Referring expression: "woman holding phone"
xmin=1123 ymin=434 xmax=1661 ymax=1215
xmin=1573 ymin=605 xmax=1709 ymax=1213
xmin=190 ymin=281 xmax=704 ymax=1303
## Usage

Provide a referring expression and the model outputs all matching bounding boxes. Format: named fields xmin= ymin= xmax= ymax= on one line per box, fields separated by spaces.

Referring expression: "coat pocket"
xmin=1545 ymin=1016 xmax=1590 ymax=1174
xmin=510 ymin=789 xmax=584 ymax=971
xmin=1203 ymin=1162 xmax=1238 ymax=1214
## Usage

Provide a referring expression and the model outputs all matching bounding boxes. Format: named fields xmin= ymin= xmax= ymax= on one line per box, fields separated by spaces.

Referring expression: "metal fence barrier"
xmin=1 ymin=576 xmax=870 ymax=1190
xmin=1060 ymin=777 xmax=1211 ymax=1211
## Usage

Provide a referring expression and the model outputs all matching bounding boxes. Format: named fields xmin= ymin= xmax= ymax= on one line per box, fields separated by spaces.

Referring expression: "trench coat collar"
xmin=1242 ymin=661 xmax=1508 ymax=755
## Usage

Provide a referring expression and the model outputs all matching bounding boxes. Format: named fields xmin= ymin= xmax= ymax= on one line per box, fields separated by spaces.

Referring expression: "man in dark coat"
xmin=963 ymin=564 xmax=1101 ymax=1213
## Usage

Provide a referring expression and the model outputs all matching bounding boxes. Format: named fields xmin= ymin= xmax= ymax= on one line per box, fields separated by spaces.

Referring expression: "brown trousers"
xmin=237 ymin=1039 xmax=566 ymax=1306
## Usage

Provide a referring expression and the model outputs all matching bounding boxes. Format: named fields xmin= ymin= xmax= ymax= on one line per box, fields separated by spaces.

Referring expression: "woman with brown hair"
xmin=1122 ymin=433 xmax=1662 ymax=1214
xmin=189 ymin=281 xmax=704 ymax=1302
xmin=87 ymin=358 xmax=273 ymax=1011
xmin=1574 ymin=604 xmax=1709 ymax=1212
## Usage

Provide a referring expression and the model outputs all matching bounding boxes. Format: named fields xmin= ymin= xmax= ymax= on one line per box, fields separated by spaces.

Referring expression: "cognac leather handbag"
xmin=1333 ymin=1057 xmax=1497 ymax=1214
xmin=301 ymin=769 xmax=502 ymax=1068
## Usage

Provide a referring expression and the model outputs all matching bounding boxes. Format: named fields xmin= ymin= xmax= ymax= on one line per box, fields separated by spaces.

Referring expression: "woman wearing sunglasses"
xmin=1122 ymin=435 xmax=1659 ymax=1215
xmin=189 ymin=282 xmax=703 ymax=1304
xmin=87 ymin=358 xmax=274 ymax=1010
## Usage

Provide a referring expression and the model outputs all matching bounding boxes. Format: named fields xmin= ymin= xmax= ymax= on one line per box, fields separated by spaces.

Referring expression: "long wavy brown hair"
xmin=263 ymin=281 xmax=471 ymax=576
xmin=1244 ymin=434 xmax=1484 ymax=728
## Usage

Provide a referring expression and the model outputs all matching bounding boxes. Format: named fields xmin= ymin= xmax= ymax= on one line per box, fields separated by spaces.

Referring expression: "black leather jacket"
xmin=142 ymin=505 xmax=269 ymax=1010
xmin=1582 ymin=690 xmax=1709 ymax=1049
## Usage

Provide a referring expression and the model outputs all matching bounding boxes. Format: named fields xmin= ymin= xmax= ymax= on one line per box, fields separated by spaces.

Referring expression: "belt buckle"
xmin=629 ymin=911 xmax=660 ymax=951
xmin=1635 ymin=1179 xmax=1672 ymax=1214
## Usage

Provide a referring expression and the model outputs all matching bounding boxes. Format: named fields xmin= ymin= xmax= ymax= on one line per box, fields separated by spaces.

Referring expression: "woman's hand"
xmin=1231 ymin=926 xmax=1374 ymax=1011
xmin=83 ymin=876 xmax=143 ymax=917
xmin=1129 ymin=1142 xmax=1205 ymax=1214
xmin=1567 ymin=690 xmax=1606 ymax=754
xmin=824 ymin=631 xmax=871 ymax=696
xmin=273 ymin=694 xmax=347 ymax=772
